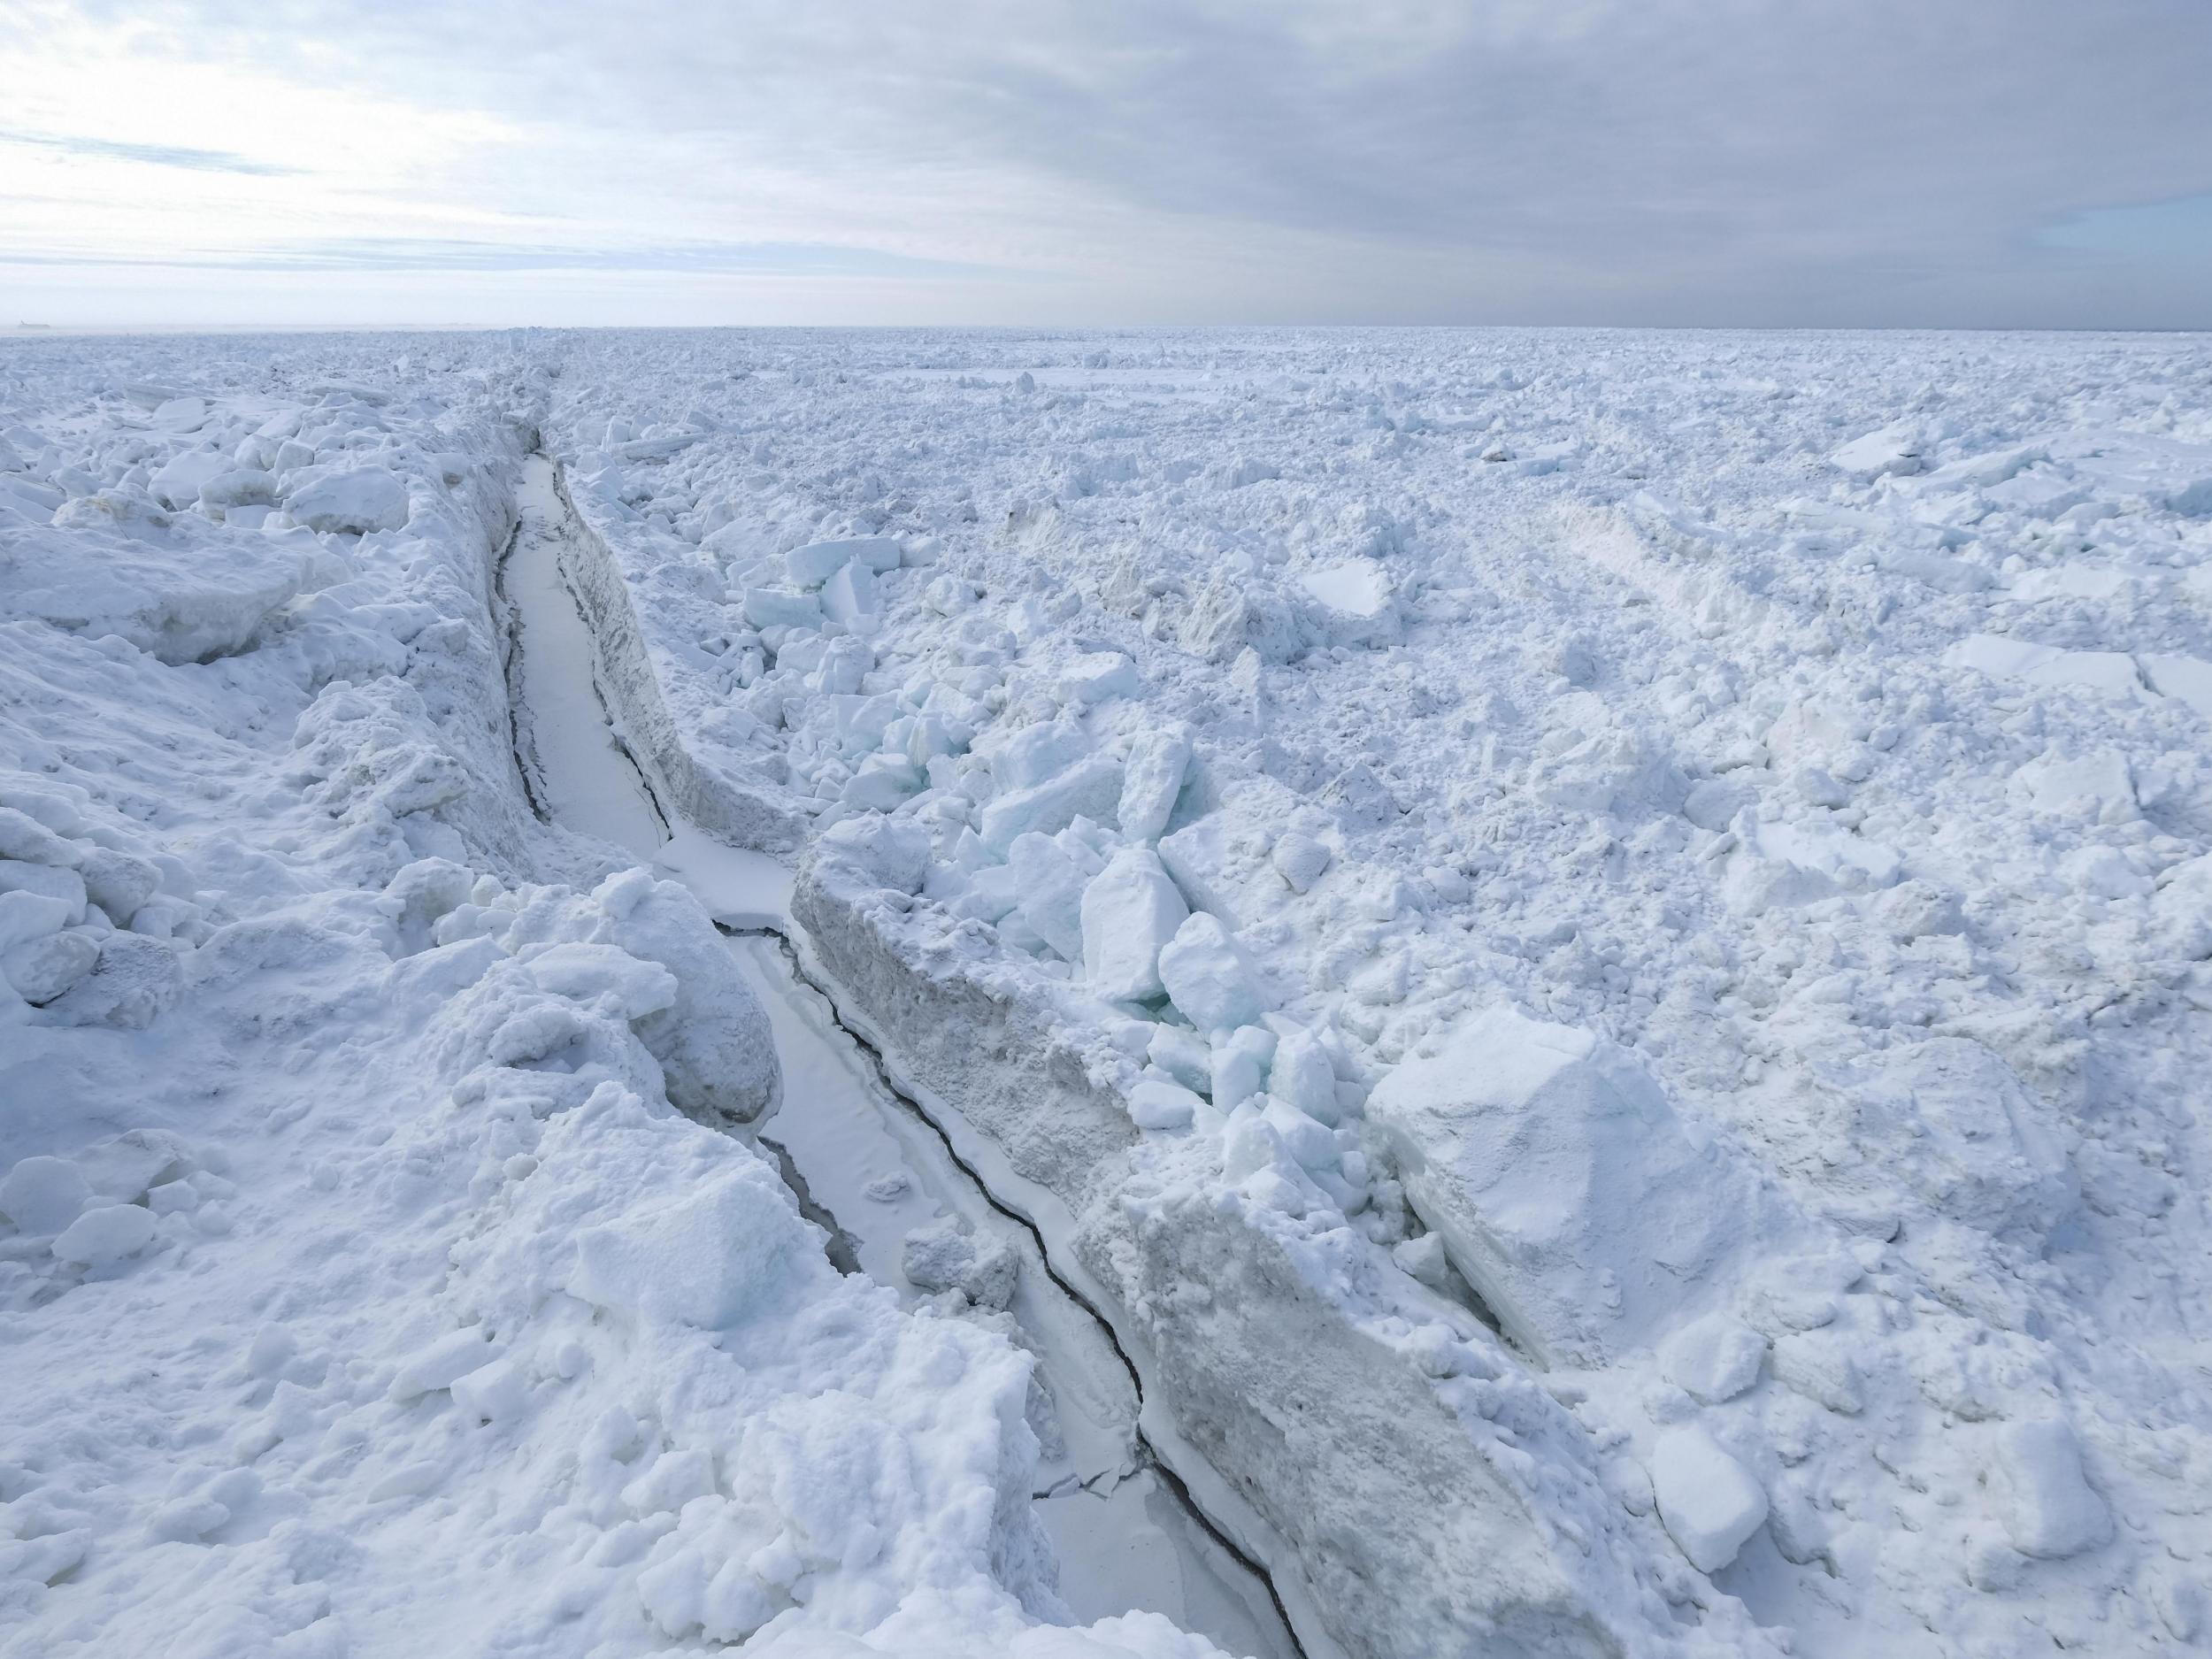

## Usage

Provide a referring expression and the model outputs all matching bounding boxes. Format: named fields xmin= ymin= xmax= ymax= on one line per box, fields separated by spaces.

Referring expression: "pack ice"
xmin=8 ymin=325 xmax=2212 ymax=1659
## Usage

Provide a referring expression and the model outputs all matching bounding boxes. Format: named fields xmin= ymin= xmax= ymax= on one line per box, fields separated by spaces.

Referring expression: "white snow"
xmin=12 ymin=323 xmax=2212 ymax=1659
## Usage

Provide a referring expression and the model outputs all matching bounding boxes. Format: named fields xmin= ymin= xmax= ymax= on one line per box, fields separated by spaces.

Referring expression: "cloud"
xmin=15 ymin=0 xmax=2212 ymax=324
xmin=0 ymin=235 xmax=1013 ymax=279
xmin=0 ymin=127 xmax=300 ymax=176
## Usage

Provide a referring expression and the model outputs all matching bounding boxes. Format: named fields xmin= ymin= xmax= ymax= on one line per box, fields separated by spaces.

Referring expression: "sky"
xmin=2 ymin=0 xmax=2209 ymax=329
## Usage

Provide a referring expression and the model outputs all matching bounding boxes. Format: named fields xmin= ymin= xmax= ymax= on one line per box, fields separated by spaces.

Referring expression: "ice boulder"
xmin=1126 ymin=1076 xmax=1202 ymax=1131
xmin=1117 ymin=723 xmax=1192 ymax=842
xmin=1269 ymin=830 xmax=1331 ymax=895
xmin=1988 ymin=1417 xmax=2112 ymax=1560
xmin=815 ymin=812 xmax=933 ymax=896
xmin=52 ymin=1202 xmax=158 ymax=1268
xmin=148 ymin=449 xmax=230 ymax=511
xmin=991 ymin=718 xmax=1090 ymax=792
xmin=1369 ymin=1005 xmax=1782 ymax=1366
xmin=1722 ymin=815 xmax=1900 ymax=914
xmin=571 ymin=1164 xmax=808 ymax=1330
xmin=901 ymin=1219 xmax=1018 ymax=1310
xmin=1269 ymin=1025 xmax=1340 ymax=1124
xmin=786 ymin=535 xmax=901 ymax=588
xmin=1057 ymin=650 xmax=1140 ymax=707
xmin=0 ymin=1155 xmax=92 ymax=1235
xmin=1831 ymin=422 xmax=1924 ymax=480
xmin=286 ymin=468 xmax=411 ymax=535
xmin=979 ymin=755 xmax=1123 ymax=855
xmin=4 ymin=928 xmax=99 ymax=1003
xmin=1652 ymin=1426 xmax=1769 ymax=1572
xmin=1210 ymin=1024 xmax=1276 ymax=1111
xmin=1659 ymin=1314 xmax=1767 ymax=1405
xmin=742 ymin=588 xmax=823 ymax=631
xmin=0 ymin=806 xmax=80 ymax=868
xmin=819 ymin=557 xmax=879 ymax=626
xmin=38 ymin=933 xmax=181 ymax=1029
xmin=0 ymin=522 xmax=309 ymax=664
xmin=1007 ymin=832 xmax=1087 ymax=961
xmin=1158 ymin=912 xmax=1263 ymax=1034
xmin=593 ymin=870 xmax=780 ymax=1123
xmin=1079 ymin=849 xmax=1187 ymax=1002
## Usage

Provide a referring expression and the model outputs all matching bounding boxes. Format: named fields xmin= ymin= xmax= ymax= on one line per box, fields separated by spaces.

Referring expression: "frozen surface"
xmin=8 ymin=325 xmax=2212 ymax=1659
xmin=0 ymin=337 xmax=1252 ymax=1659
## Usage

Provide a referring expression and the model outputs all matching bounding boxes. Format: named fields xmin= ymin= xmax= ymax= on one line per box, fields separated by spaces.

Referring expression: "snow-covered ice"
xmin=8 ymin=324 xmax=2212 ymax=1659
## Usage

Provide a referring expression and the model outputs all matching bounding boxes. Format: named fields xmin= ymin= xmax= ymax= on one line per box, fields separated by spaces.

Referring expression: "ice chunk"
xmin=2140 ymin=653 xmax=2212 ymax=724
xmin=1946 ymin=634 xmax=2146 ymax=701
xmin=148 ymin=449 xmax=230 ymax=510
xmin=1210 ymin=1024 xmax=1276 ymax=1111
xmin=390 ymin=1329 xmax=507 ymax=1400
xmin=1127 ymin=1077 xmax=1202 ymax=1131
xmin=3 ymin=928 xmax=99 ymax=1003
xmin=0 ymin=858 xmax=86 ymax=920
xmin=1269 ymin=831 xmax=1331 ymax=894
xmin=979 ymin=755 xmax=1122 ymax=854
xmin=991 ymin=718 xmax=1089 ymax=792
xmin=901 ymin=1219 xmax=1018 ymax=1310
xmin=1117 ymin=724 xmax=1192 ymax=842
xmin=571 ymin=1165 xmax=806 ymax=1330
xmin=0 ymin=805 xmax=81 ymax=867
xmin=1370 ymin=1006 xmax=1779 ymax=1366
xmin=1158 ymin=912 xmax=1263 ymax=1033
xmin=1652 ymin=1426 xmax=1768 ymax=1572
xmin=0 ymin=889 xmax=73 ymax=952
xmin=743 ymin=588 xmax=824 ymax=631
xmin=524 ymin=941 xmax=680 ymax=1019
xmin=1989 ymin=1417 xmax=2112 ymax=1560
xmin=785 ymin=535 xmax=901 ymax=588
xmin=286 ymin=467 xmax=411 ymax=534
xmin=816 ymin=812 xmax=932 ymax=895
xmin=38 ymin=933 xmax=180 ymax=1028
xmin=1079 ymin=849 xmax=1188 ymax=1002
xmin=1057 ymin=650 xmax=1140 ymax=706
xmin=0 ymin=520 xmax=308 ymax=664
xmin=2014 ymin=750 xmax=2137 ymax=819
xmin=1269 ymin=1025 xmax=1340 ymax=1125
xmin=1146 ymin=1024 xmax=1212 ymax=1094
xmin=0 ymin=1155 xmax=92 ymax=1235
xmin=51 ymin=1203 xmax=157 ymax=1267
xmin=79 ymin=849 xmax=161 ymax=922
xmin=1722 ymin=816 xmax=1900 ymax=914
xmin=451 ymin=1358 xmax=530 ymax=1424
xmin=1263 ymin=1096 xmax=1338 ymax=1170
xmin=1770 ymin=1331 xmax=1863 ymax=1415
xmin=1007 ymin=832 xmax=1086 ymax=961
xmin=1301 ymin=557 xmax=1393 ymax=618
xmin=1831 ymin=423 xmax=1924 ymax=480
xmin=198 ymin=468 xmax=278 ymax=511
xmin=819 ymin=558 xmax=879 ymax=626
xmin=1659 ymin=1315 xmax=1766 ymax=1404
xmin=841 ymin=753 xmax=922 ymax=810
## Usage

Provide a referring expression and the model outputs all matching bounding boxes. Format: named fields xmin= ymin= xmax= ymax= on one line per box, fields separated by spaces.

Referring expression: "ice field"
xmin=3 ymin=326 xmax=2211 ymax=1658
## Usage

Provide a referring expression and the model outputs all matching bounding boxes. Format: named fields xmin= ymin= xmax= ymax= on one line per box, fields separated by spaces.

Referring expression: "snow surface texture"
xmin=527 ymin=327 xmax=2212 ymax=1659
xmin=0 ymin=341 xmax=1239 ymax=1659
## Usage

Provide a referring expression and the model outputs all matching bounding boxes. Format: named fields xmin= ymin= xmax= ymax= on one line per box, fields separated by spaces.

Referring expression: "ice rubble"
xmin=529 ymin=326 xmax=2212 ymax=1659
xmin=0 ymin=342 xmax=1240 ymax=1659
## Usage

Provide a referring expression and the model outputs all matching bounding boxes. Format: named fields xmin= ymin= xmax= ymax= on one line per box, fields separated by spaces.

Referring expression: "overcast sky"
xmin=3 ymin=0 xmax=2209 ymax=328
